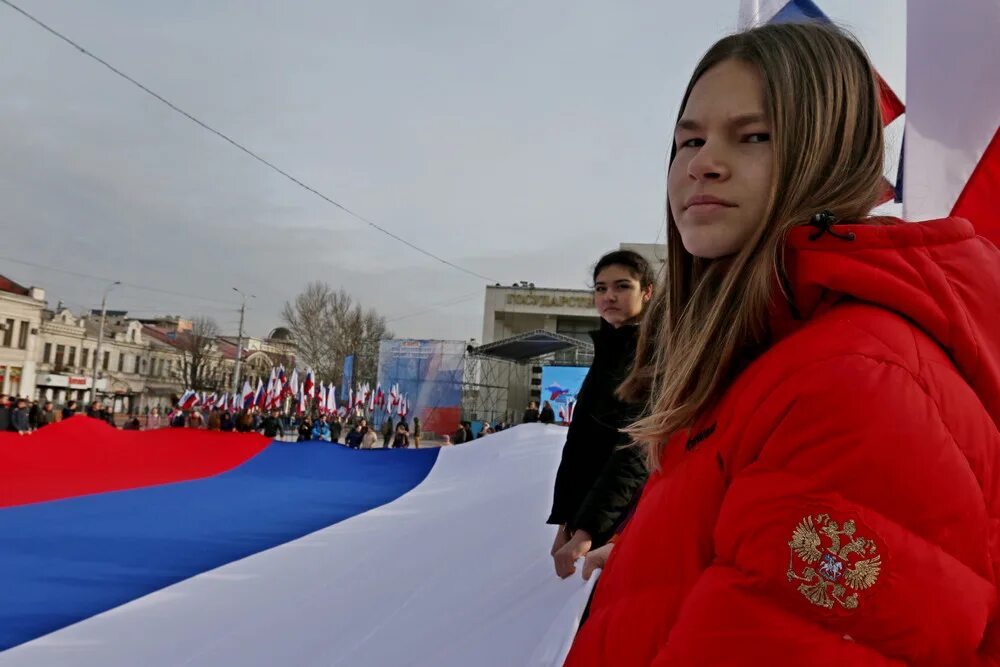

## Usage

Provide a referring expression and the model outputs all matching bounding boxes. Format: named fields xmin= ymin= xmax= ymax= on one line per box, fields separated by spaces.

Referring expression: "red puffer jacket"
xmin=566 ymin=217 xmax=1000 ymax=666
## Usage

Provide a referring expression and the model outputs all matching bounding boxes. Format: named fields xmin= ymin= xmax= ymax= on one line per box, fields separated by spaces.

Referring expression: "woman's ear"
xmin=642 ymin=284 xmax=654 ymax=302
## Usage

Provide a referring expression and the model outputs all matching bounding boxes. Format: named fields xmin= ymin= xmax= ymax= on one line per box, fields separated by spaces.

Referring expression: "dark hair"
xmin=592 ymin=250 xmax=654 ymax=288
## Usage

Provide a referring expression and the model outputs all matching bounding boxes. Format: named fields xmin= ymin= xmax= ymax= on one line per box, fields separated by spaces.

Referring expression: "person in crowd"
xmin=412 ymin=417 xmax=422 ymax=448
xmin=344 ymin=422 xmax=364 ymax=448
xmin=145 ymin=407 xmax=162 ymax=430
xmin=251 ymin=409 xmax=263 ymax=431
xmin=391 ymin=423 xmax=410 ymax=449
xmin=260 ymin=408 xmax=282 ymax=439
xmin=169 ymin=407 xmax=186 ymax=428
xmin=0 ymin=395 xmax=11 ymax=432
xmin=61 ymin=400 xmax=78 ymax=420
xmin=329 ymin=415 xmax=343 ymax=443
xmin=187 ymin=409 xmax=204 ymax=429
xmin=479 ymin=422 xmax=494 ymax=437
xmin=297 ymin=416 xmax=313 ymax=441
xmin=220 ymin=410 xmax=235 ymax=432
xmin=122 ymin=413 xmax=142 ymax=430
xmin=28 ymin=400 xmax=42 ymax=430
xmin=235 ymin=410 xmax=253 ymax=433
xmin=207 ymin=408 xmax=222 ymax=431
xmin=539 ymin=401 xmax=556 ymax=424
xmin=361 ymin=423 xmax=379 ymax=449
xmin=11 ymin=398 xmax=31 ymax=435
xmin=564 ymin=22 xmax=1000 ymax=666
xmin=86 ymin=401 xmax=100 ymax=419
xmin=102 ymin=403 xmax=116 ymax=426
xmin=380 ymin=417 xmax=394 ymax=447
xmin=441 ymin=434 xmax=452 ymax=446
xmin=522 ymin=401 xmax=539 ymax=423
xmin=311 ymin=415 xmax=332 ymax=442
xmin=462 ymin=421 xmax=473 ymax=442
xmin=39 ymin=401 xmax=56 ymax=428
xmin=452 ymin=423 xmax=467 ymax=444
xmin=548 ymin=248 xmax=654 ymax=586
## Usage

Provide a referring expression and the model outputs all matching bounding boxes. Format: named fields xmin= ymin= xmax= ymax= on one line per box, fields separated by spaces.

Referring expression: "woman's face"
xmin=668 ymin=59 xmax=773 ymax=259
xmin=594 ymin=264 xmax=652 ymax=327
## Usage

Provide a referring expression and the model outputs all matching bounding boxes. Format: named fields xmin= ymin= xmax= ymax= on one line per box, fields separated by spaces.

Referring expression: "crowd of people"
xmin=0 ymin=394 xmax=84 ymax=435
xmin=1 ymin=388 xmax=524 ymax=450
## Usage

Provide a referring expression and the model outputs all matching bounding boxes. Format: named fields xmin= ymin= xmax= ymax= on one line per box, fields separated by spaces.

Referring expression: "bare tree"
xmin=281 ymin=282 xmax=391 ymax=387
xmin=174 ymin=316 xmax=225 ymax=391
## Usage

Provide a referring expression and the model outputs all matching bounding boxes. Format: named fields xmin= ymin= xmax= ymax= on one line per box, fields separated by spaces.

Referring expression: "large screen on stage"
xmin=540 ymin=365 xmax=589 ymax=412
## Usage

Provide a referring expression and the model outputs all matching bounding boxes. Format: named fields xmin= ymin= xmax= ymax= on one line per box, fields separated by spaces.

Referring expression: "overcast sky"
xmin=0 ymin=0 xmax=905 ymax=342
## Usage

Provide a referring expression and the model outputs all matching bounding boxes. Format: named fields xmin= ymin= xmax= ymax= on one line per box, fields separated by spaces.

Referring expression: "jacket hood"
xmin=778 ymin=216 xmax=1000 ymax=427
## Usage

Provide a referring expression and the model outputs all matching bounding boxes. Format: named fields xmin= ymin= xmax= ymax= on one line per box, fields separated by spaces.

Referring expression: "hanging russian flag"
xmin=242 ymin=380 xmax=255 ymax=410
xmin=905 ymin=0 xmax=1000 ymax=244
xmin=303 ymin=369 xmax=315 ymax=399
xmin=277 ymin=367 xmax=289 ymax=399
xmin=253 ymin=379 xmax=266 ymax=409
xmin=738 ymin=0 xmax=904 ymax=204
xmin=178 ymin=390 xmax=198 ymax=411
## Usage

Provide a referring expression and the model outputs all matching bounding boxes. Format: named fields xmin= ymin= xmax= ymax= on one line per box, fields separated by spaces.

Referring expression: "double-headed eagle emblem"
xmin=787 ymin=514 xmax=882 ymax=610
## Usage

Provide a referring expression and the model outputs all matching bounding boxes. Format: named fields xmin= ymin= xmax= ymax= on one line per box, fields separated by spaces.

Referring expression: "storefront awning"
xmin=469 ymin=330 xmax=593 ymax=363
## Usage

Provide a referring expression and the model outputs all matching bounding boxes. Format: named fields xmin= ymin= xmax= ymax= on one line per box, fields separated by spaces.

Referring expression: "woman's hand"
xmin=553 ymin=529 xmax=592 ymax=579
xmin=582 ymin=543 xmax=613 ymax=581
xmin=551 ymin=524 xmax=570 ymax=556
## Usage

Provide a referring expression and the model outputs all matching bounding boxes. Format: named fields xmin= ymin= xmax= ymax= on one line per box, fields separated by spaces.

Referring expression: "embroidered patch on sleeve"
xmin=786 ymin=513 xmax=881 ymax=610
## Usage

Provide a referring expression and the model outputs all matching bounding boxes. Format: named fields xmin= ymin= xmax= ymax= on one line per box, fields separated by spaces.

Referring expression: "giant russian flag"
xmin=0 ymin=418 xmax=588 ymax=666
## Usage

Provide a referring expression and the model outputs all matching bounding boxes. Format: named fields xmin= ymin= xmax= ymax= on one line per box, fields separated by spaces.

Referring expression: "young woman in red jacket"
xmin=566 ymin=21 xmax=1000 ymax=667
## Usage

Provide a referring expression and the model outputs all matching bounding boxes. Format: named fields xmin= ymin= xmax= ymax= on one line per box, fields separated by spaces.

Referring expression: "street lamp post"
xmin=90 ymin=281 xmax=121 ymax=405
xmin=231 ymin=288 xmax=255 ymax=399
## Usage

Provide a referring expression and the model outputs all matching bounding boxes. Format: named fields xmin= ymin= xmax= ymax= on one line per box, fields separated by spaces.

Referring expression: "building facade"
xmin=0 ymin=273 xmax=296 ymax=414
xmin=0 ymin=276 xmax=45 ymax=397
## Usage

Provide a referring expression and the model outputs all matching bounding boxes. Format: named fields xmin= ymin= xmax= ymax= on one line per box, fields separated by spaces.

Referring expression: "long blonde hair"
xmin=619 ymin=22 xmax=887 ymax=469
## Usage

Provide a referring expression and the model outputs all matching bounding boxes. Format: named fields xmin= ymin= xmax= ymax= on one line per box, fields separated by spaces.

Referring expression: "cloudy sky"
xmin=0 ymin=0 xmax=905 ymax=342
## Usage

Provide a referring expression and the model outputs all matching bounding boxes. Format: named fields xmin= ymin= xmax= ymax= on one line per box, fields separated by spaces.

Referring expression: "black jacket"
xmin=261 ymin=416 xmax=282 ymax=438
xmin=547 ymin=320 xmax=648 ymax=546
xmin=522 ymin=408 xmax=539 ymax=423
xmin=344 ymin=429 xmax=363 ymax=448
xmin=539 ymin=405 xmax=556 ymax=424
xmin=11 ymin=406 xmax=31 ymax=433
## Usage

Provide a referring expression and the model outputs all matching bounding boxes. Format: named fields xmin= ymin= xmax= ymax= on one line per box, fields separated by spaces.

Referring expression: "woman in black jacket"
xmin=548 ymin=250 xmax=654 ymax=579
